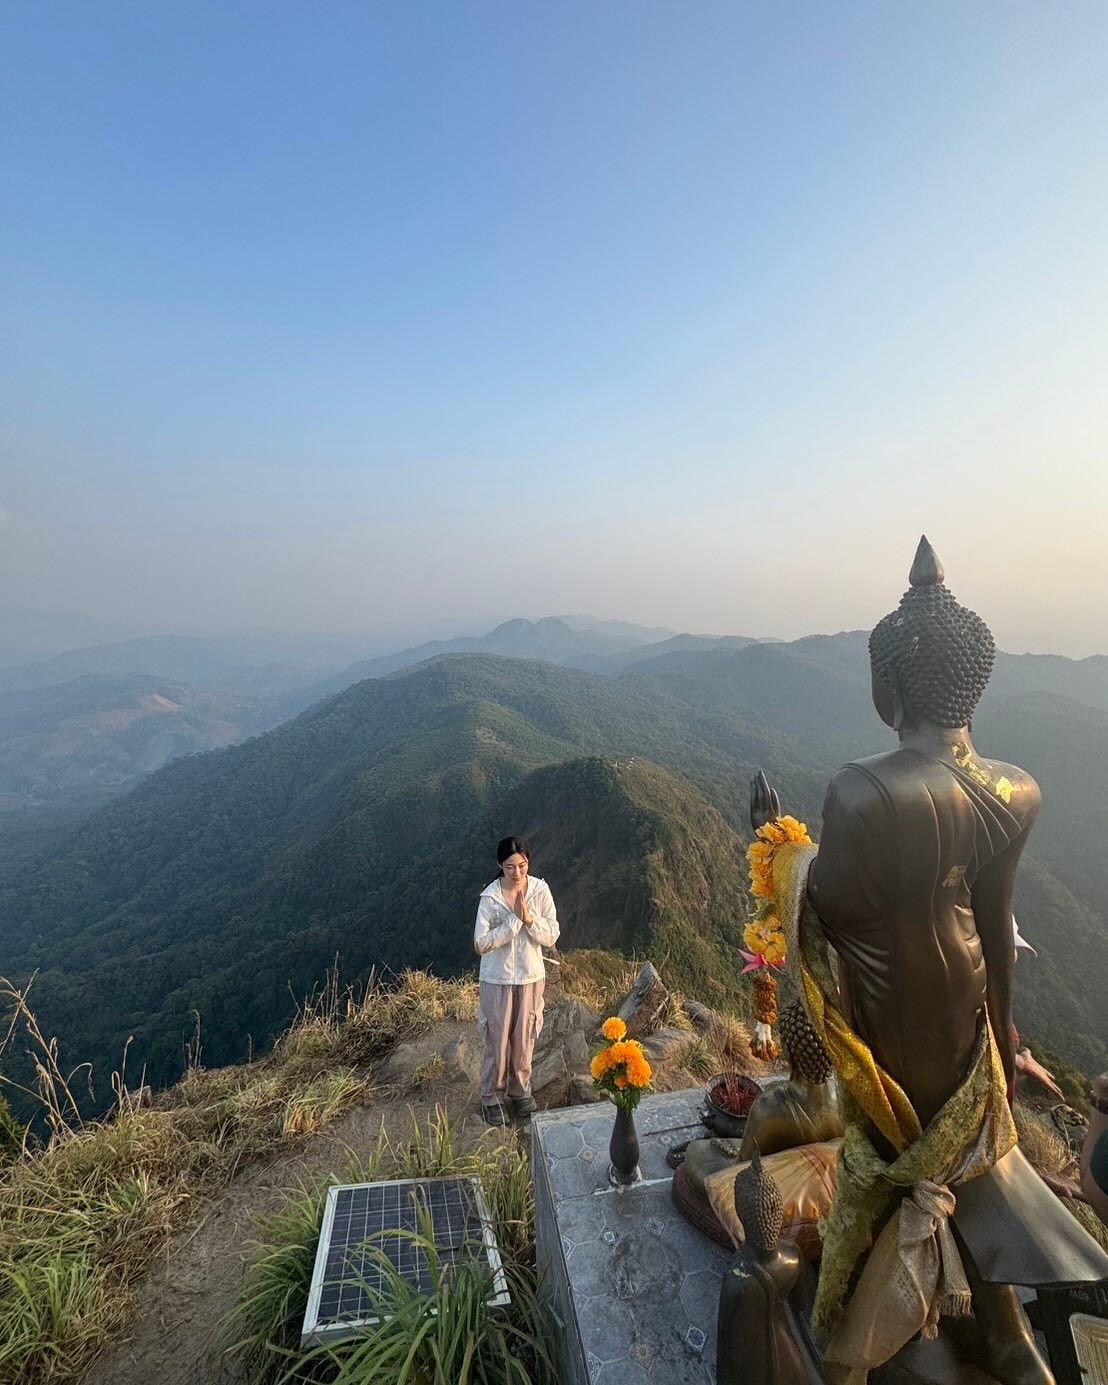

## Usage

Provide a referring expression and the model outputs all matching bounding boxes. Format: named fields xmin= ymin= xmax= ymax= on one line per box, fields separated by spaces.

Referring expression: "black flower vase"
xmin=608 ymin=1104 xmax=641 ymax=1186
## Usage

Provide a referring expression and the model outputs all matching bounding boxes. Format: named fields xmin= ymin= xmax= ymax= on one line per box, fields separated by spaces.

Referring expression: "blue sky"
xmin=3 ymin=3 xmax=1106 ymax=654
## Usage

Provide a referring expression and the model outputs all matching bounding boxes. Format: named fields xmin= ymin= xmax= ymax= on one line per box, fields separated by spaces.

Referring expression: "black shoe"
xmin=481 ymin=1101 xmax=507 ymax=1127
xmin=512 ymin=1095 xmax=537 ymax=1118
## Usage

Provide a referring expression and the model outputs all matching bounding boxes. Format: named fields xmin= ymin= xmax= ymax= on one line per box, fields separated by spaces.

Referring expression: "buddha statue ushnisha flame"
xmin=747 ymin=537 xmax=1108 ymax=1385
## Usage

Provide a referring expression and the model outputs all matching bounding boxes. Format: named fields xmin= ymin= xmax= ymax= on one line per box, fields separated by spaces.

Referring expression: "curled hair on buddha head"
xmin=869 ymin=536 xmax=995 ymax=729
xmin=733 ymin=1146 xmax=784 ymax=1254
xmin=779 ymin=1001 xmax=833 ymax=1084
xmin=496 ymin=836 xmax=530 ymax=876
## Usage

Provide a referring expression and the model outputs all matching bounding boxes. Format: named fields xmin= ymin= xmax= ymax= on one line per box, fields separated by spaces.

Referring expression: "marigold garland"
xmin=743 ymin=814 xmax=812 ymax=1058
xmin=592 ymin=1022 xmax=653 ymax=1112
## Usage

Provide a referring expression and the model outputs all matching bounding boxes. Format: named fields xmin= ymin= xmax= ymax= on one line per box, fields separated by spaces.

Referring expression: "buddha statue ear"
xmin=889 ymin=669 xmax=908 ymax=732
xmin=871 ymin=664 xmax=906 ymax=731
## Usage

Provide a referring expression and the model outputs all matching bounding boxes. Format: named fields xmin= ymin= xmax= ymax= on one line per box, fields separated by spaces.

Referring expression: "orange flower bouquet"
xmin=591 ymin=1016 xmax=654 ymax=1113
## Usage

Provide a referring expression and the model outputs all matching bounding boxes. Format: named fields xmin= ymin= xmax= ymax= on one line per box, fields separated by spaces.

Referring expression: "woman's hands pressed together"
xmin=506 ymin=881 xmax=531 ymax=928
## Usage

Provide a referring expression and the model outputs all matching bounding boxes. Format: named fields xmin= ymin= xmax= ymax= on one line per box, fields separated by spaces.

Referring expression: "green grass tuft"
xmin=219 ymin=1107 xmax=558 ymax=1385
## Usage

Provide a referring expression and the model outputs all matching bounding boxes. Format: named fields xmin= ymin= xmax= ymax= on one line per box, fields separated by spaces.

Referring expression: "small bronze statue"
xmin=739 ymin=1001 xmax=843 ymax=1161
xmin=717 ymin=1147 xmax=823 ymax=1385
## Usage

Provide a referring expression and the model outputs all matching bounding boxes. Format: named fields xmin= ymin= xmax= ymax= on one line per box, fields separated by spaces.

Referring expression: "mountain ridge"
xmin=2 ymin=647 xmax=1105 ymax=1113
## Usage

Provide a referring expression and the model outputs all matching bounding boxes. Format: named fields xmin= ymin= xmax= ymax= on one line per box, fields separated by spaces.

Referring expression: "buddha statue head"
xmin=868 ymin=536 xmax=995 ymax=732
xmin=734 ymin=1146 xmax=785 ymax=1254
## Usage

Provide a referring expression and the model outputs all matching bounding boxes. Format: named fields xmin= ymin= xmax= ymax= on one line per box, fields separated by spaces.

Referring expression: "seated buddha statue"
xmin=746 ymin=538 xmax=1108 ymax=1385
xmin=717 ymin=1147 xmax=823 ymax=1385
xmin=672 ymin=1000 xmax=844 ymax=1235
xmin=738 ymin=1000 xmax=844 ymax=1161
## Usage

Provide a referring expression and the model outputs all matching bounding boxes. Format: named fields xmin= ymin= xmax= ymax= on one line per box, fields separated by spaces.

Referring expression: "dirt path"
xmin=82 ymin=1066 xmax=508 ymax=1385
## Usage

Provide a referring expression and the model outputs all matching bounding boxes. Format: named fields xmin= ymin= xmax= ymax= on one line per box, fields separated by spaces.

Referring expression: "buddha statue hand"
xmin=751 ymin=770 xmax=783 ymax=832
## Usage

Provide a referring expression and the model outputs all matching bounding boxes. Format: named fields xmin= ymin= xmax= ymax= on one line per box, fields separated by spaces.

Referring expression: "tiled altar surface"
xmin=531 ymin=1089 xmax=731 ymax=1385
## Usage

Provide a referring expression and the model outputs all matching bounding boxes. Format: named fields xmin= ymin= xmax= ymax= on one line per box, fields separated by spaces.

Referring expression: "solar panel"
xmin=301 ymin=1176 xmax=510 ymax=1347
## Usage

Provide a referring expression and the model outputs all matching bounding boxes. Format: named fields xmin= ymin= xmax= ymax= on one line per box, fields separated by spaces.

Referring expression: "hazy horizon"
xmin=4 ymin=5 xmax=1107 ymax=659
xmin=1 ymin=600 xmax=1103 ymax=669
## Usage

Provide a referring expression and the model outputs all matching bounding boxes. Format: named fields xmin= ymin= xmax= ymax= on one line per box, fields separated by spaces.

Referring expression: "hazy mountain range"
xmin=0 ymin=613 xmax=1105 ymax=1116
xmin=0 ymin=616 xmax=686 ymax=870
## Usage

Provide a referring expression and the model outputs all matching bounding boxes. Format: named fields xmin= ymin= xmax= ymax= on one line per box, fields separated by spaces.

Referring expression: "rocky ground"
xmin=82 ymin=963 xmax=743 ymax=1385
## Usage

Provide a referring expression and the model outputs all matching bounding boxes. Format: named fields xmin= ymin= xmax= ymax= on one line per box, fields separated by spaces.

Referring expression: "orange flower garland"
xmin=592 ymin=1020 xmax=653 ymax=1112
xmin=743 ymin=815 xmax=812 ymax=1058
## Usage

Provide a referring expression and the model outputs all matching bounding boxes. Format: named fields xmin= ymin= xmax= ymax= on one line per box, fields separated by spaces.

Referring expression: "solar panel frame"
xmin=300 ymin=1176 xmax=510 ymax=1348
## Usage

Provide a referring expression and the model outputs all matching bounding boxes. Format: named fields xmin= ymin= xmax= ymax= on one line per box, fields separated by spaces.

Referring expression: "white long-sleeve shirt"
xmin=473 ymin=876 xmax=560 ymax=984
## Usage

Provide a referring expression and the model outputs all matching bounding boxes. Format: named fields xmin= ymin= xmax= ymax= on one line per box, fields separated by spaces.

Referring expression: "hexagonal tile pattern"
xmin=544 ymin=1122 xmax=586 ymax=1159
xmin=566 ymin=1238 xmax=615 ymax=1286
xmin=680 ymin=1267 xmax=723 ymax=1323
xmin=557 ymin=1194 xmax=606 ymax=1246
xmin=548 ymin=1152 xmax=606 ymax=1200
xmin=665 ymin=1214 xmax=732 ymax=1275
xmin=532 ymin=1089 xmax=731 ymax=1384
xmin=577 ymin=1296 xmax=636 ymax=1362
xmin=629 ymin=1339 xmax=656 ymax=1367
xmin=595 ymin=1361 xmax=652 ymax=1385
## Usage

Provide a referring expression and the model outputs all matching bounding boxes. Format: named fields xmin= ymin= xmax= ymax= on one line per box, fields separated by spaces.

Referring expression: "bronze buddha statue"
xmin=671 ymin=1001 xmax=843 ymax=1226
xmin=730 ymin=538 xmax=1108 ymax=1385
xmin=738 ymin=1001 xmax=844 ymax=1162
xmin=717 ymin=1148 xmax=823 ymax=1385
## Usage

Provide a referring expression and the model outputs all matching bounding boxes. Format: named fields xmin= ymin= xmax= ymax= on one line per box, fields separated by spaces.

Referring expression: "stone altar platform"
xmin=532 ymin=1088 xmax=730 ymax=1385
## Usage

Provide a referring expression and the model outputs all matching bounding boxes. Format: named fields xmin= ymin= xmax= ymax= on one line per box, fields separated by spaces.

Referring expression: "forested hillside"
xmin=0 ymin=656 xmax=818 ymax=1106
xmin=0 ymin=677 xmax=261 ymax=874
xmin=3 ymin=637 xmax=1107 ymax=1113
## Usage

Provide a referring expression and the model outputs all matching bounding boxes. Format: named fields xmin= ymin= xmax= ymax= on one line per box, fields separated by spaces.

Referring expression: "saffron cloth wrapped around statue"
xmin=706 ymin=538 xmax=1108 ymax=1385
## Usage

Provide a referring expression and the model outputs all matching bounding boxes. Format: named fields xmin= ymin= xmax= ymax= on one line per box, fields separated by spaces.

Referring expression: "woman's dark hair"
xmin=496 ymin=836 xmax=530 ymax=876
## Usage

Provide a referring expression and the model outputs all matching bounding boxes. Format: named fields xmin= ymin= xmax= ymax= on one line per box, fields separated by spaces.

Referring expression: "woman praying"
xmin=473 ymin=836 xmax=559 ymax=1126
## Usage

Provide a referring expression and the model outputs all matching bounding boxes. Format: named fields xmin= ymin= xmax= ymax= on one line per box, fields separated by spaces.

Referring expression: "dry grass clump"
xmin=336 ymin=973 xmax=478 ymax=1067
xmin=675 ymin=1034 xmax=716 ymax=1080
xmin=1014 ymin=1100 xmax=1076 ymax=1179
xmin=710 ymin=1014 xmax=769 ymax=1079
xmin=280 ymin=1071 xmax=367 ymax=1138
xmin=1067 ymin=1196 xmax=1108 ymax=1253
xmin=558 ymin=950 xmax=636 ymax=1016
xmin=657 ymin=990 xmax=695 ymax=1032
xmin=0 ymin=968 xmax=475 ymax=1383
xmin=412 ymin=1055 xmax=448 ymax=1086
xmin=1012 ymin=1104 xmax=1108 ymax=1255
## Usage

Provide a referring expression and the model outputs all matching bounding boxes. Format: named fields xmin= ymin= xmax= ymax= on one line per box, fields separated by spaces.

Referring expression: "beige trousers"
xmin=478 ymin=980 xmax=545 ymax=1102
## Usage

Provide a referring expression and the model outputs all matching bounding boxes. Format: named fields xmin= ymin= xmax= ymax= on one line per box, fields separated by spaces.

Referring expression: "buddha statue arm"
xmin=807 ymin=767 xmax=886 ymax=938
xmin=970 ymin=791 xmax=1039 ymax=1092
